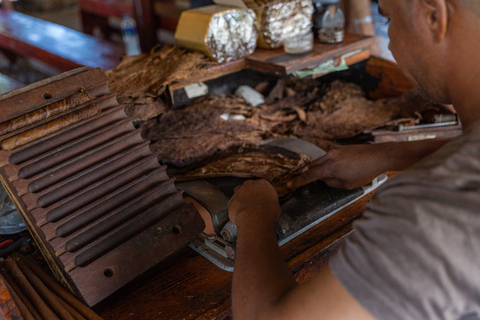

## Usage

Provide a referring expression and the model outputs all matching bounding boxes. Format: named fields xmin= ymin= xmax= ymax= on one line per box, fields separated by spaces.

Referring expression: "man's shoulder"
xmin=332 ymin=128 xmax=480 ymax=320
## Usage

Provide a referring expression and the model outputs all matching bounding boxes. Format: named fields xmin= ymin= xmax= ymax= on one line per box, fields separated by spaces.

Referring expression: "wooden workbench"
xmin=94 ymin=190 xmax=377 ymax=320
xmin=0 ymin=54 xmax=438 ymax=319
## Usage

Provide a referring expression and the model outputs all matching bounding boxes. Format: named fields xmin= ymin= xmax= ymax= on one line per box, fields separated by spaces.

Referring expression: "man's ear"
xmin=422 ymin=0 xmax=448 ymax=41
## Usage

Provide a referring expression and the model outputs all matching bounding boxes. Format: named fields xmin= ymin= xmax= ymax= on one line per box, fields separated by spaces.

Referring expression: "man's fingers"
xmin=288 ymin=172 xmax=316 ymax=190
xmin=288 ymin=158 xmax=331 ymax=190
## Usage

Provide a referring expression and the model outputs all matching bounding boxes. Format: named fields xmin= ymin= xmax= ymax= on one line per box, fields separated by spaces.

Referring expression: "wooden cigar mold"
xmin=0 ymin=67 xmax=205 ymax=306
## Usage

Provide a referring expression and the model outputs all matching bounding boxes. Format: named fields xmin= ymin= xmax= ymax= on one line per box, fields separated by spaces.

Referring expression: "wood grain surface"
xmin=94 ymin=192 xmax=374 ymax=320
xmin=0 ymin=9 xmax=124 ymax=72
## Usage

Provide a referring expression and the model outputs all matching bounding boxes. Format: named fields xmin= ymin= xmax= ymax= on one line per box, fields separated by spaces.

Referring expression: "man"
xmin=228 ymin=0 xmax=480 ymax=319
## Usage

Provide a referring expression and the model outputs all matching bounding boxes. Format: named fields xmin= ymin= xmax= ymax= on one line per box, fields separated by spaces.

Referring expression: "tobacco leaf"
xmin=176 ymin=151 xmax=310 ymax=197
xmin=143 ymin=79 xmax=440 ymax=168
xmin=106 ymin=44 xmax=217 ymax=122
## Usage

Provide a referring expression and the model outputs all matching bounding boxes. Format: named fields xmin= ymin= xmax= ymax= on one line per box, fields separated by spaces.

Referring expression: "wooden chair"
xmin=78 ymin=0 xmax=158 ymax=52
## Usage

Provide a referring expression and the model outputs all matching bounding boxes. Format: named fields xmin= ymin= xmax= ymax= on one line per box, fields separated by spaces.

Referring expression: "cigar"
xmin=1 ymin=268 xmax=44 ymax=320
xmin=1 ymin=272 xmax=37 ymax=320
xmin=16 ymin=258 xmax=75 ymax=320
xmin=0 ymin=92 xmax=92 ymax=136
xmin=1 ymin=104 xmax=100 ymax=151
xmin=54 ymin=294 xmax=87 ymax=320
xmin=3 ymin=258 xmax=59 ymax=320
xmin=23 ymin=255 xmax=103 ymax=320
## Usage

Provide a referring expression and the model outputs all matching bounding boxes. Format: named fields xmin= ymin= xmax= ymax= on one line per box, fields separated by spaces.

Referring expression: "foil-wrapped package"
xmin=175 ymin=5 xmax=258 ymax=63
xmin=255 ymin=0 xmax=314 ymax=49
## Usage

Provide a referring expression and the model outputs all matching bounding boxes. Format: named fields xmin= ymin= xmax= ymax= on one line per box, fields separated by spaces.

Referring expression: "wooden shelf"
xmin=170 ymin=33 xmax=375 ymax=91
xmin=246 ymin=33 xmax=375 ymax=76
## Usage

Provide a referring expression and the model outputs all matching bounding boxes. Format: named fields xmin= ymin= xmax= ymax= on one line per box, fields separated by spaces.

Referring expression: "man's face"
xmin=378 ymin=0 xmax=450 ymax=103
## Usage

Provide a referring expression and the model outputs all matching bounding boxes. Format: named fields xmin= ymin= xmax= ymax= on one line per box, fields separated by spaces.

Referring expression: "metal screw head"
xmin=206 ymin=233 xmax=217 ymax=241
xmin=220 ymin=229 xmax=233 ymax=242
xmin=225 ymin=244 xmax=236 ymax=260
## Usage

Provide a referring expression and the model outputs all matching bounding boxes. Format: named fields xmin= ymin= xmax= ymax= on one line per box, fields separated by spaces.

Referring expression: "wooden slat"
xmin=169 ymin=59 xmax=246 ymax=91
xmin=78 ymin=0 xmax=133 ymax=18
xmin=169 ymin=34 xmax=374 ymax=91
xmin=0 ymin=68 xmax=107 ymax=123
xmin=0 ymin=9 xmax=124 ymax=73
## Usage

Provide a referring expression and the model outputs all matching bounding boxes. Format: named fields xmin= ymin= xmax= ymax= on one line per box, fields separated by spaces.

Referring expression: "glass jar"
xmin=316 ymin=0 xmax=345 ymax=44
xmin=283 ymin=31 xmax=314 ymax=54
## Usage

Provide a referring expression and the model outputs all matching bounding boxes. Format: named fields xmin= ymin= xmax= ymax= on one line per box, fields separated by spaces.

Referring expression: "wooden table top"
xmin=94 ymin=190 xmax=376 ymax=320
xmin=0 ymin=9 xmax=124 ymax=72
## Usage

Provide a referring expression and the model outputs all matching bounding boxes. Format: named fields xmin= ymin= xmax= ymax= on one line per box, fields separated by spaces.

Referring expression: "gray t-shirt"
xmin=330 ymin=120 xmax=480 ymax=320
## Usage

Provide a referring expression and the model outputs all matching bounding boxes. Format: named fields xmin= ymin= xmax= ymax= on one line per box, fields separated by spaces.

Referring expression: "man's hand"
xmin=289 ymin=144 xmax=390 ymax=190
xmin=288 ymin=139 xmax=452 ymax=190
xmin=230 ymin=180 xmax=378 ymax=320
xmin=228 ymin=179 xmax=281 ymax=226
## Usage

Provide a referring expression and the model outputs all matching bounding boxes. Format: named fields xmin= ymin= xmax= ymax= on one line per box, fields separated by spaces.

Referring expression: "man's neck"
xmin=444 ymin=16 xmax=480 ymax=131
xmin=449 ymin=69 xmax=480 ymax=131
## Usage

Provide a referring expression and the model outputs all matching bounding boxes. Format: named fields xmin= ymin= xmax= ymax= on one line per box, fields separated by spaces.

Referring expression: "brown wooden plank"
xmin=0 ymin=9 xmax=124 ymax=72
xmin=246 ymin=33 xmax=375 ymax=75
xmin=78 ymin=0 xmax=133 ymax=18
xmin=169 ymin=58 xmax=247 ymax=91
xmin=0 ymin=67 xmax=106 ymax=123
xmin=312 ymin=48 xmax=371 ymax=78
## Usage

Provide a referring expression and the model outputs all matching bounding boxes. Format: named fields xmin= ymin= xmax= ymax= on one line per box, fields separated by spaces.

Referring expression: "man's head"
xmin=378 ymin=0 xmax=480 ymax=105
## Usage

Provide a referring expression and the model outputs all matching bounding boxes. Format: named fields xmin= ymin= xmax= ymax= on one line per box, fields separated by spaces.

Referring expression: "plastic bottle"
xmin=121 ymin=15 xmax=142 ymax=56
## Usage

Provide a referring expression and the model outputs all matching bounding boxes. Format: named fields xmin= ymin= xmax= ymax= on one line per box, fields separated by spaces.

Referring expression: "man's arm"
xmin=229 ymin=179 xmax=376 ymax=320
xmin=289 ymin=139 xmax=451 ymax=190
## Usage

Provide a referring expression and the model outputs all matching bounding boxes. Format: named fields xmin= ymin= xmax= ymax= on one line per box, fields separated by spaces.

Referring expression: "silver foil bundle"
xmin=175 ymin=5 xmax=258 ymax=63
xmin=257 ymin=0 xmax=314 ymax=49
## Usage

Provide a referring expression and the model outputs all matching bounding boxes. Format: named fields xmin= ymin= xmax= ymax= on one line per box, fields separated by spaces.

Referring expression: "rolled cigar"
xmin=16 ymin=258 xmax=75 ymax=320
xmin=55 ymin=294 xmax=88 ymax=320
xmin=0 ymin=92 xmax=92 ymax=136
xmin=24 ymin=255 xmax=103 ymax=320
xmin=3 ymin=258 xmax=59 ymax=320
xmin=1 ymin=104 xmax=100 ymax=151
xmin=0 ymin=269 xmax=44 ymax=320
xmin=1 ymin=273 xmax=36 ymax=320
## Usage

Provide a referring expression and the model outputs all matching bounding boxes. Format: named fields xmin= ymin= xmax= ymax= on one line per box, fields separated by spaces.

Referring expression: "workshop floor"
xmin=0 ymin=1 xmax=394 ymax=86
